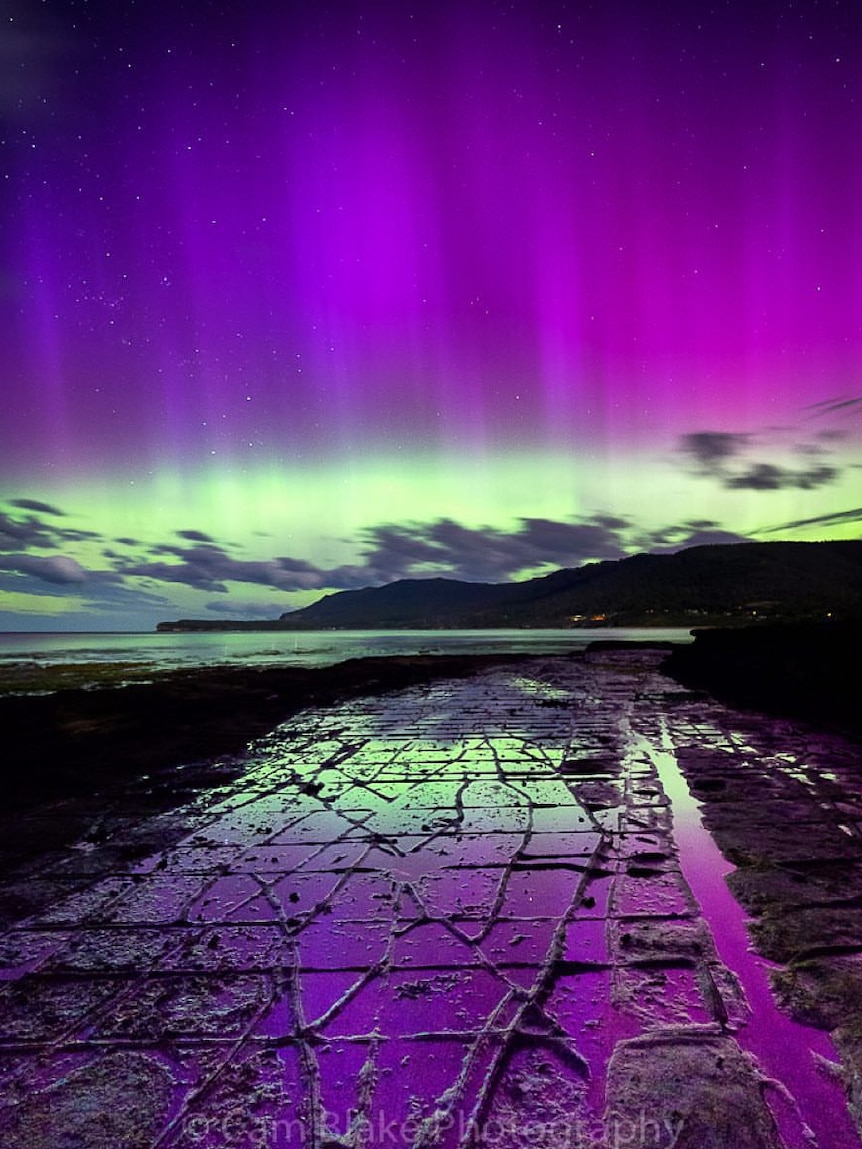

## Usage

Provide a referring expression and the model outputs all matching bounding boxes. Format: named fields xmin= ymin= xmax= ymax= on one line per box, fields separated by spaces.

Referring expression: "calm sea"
xmin=0 ymin=628 xmax=693 ymax=674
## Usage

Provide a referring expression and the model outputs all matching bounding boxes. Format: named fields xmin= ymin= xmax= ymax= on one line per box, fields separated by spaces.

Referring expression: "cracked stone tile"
xmin=298 ymin=917 xmax=392 ymax=970
xmin=413 ymin=868 xmax=506 ymax=920
xmin=45 ymin=927 xmax=179 ymax=973
xmin=90 ymin=972 xmax=276 ymax=1041
xmin=475 ymin=1042 xmax=592 ymax=1149
xmin=107 ymin=874 xmax=205 ymax=924
xmin=164 ymin=924 xmax=293 ymax=972
xmin=0 ymin=930 xmax=72 ymax=980
xmin=481 ymin=918 xmax=559 ymax=967
xmin=604 ymin=1030 xmax=784 ymax=1149
xmin=0 ymin=1050 xmax=177 ymax=1149
xmin=563 ymin=917 xmax=610 ymax=966
xmin=25 ymin=876 xmax=134 ymax=926
xmin=610 ymin=866 xmax=695 ymax=917
xmin=518 ymin=829 xmax=602 ymax=858
xmin=158 ymin=1045 xmax=305 ymax=1149
xmin=431 ymin=831 xmax=527 ymax=869
xmin=498 ymin=865 xmax=582 ymax=918
xmin=372 ymin=1034 xmax=505 ymax=1149
xmin=0 ymin=976 xmax=122 ymax=1042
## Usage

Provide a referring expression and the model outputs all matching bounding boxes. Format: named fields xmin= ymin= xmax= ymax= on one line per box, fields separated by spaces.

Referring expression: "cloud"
xmin=0 ymin=500 xmax=757 ymax=616
xmin=678 ymin=419 xmax=844 ymax=493
xmin=0 ymin=510 xmax=56 ymax=551
xmin=0 ymin=551 xmax=89 ymax=597
xmin=680 ymin=432 xmax=749 ymax=471
xmin=20 ymin=555 xmax=88 ymax=584
xmin=761 ymin=506 xmax=862 ymax=534
xmin=0 ymin=557 xmax=168 ymax=622
xmin=724 ymin=462 xmax=838 ymax=491
xmin=640 ymin=520 xmax=750 ymax=550
xmin=0 ymin=490 xmax=812 ymax=629
xmin=805 ymin=395 xmax=862 ymax=417
xmin=0 ymin=503 xmax=340 ymax=604
xmin=519 ymin=517 xmax=628 ymax=559
xmin=177 ymin=529 xmax=216 ymax=543
xmin=351 ymin=514 xmax=757 ymax=586
xmin=0 ymin=553 xmax=88 ymax=585
xmin=0 ymin=573 xmax=76 ymax=600
xmin=205 ymin=599 xmax=285 ymax=617
xmin=675 ymin=528 xmax=750 ymax=548
xmin=0 ymin=502 xmax=102 ymax=552
xmin=120 ymin=543 xmax=330 ymax=594
xmin=9 ymin=498 xmax=65 ymax=515
xmin=357 ymin=515 xmax=631 ymax=584
xmin=77 ymin=579 xmax=174 ymax=614
xmin=0 ymin=571 xmax=174 ymax=620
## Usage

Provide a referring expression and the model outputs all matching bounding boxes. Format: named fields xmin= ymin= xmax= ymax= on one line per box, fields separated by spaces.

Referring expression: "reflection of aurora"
xmin=2 ymin=4 xmax=862 ymax=630
xmin=650 ymin=722 xmax=847 ymax=1149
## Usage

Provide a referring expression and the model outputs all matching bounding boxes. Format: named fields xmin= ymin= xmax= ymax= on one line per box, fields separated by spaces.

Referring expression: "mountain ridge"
xmin=156 ymin=539 xmax=862 ymax=631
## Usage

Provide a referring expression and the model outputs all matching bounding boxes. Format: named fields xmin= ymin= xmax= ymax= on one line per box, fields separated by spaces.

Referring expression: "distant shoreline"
xmin=154 ymin=619 xmax=677 ymax=631
xmin=152 ymin=615 xmax=826 ymax=632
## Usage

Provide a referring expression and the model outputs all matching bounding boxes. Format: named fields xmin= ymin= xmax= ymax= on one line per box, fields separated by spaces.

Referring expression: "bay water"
xmin=0 ymin=627 xmax=692 ymax=676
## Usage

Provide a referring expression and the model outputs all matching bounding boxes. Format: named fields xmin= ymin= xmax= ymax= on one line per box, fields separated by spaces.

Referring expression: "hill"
xmin=270 ymin=540 xmax=862 ymax=629
xmin=156 ymin=540 xmax=862 ymax=631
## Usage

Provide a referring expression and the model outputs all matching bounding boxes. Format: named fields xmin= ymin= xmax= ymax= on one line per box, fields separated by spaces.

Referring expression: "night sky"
xmin=2 ymin=1 xmax=861 ymax=630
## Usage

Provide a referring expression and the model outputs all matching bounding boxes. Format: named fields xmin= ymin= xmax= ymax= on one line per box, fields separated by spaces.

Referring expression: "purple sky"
xmin=1 ymin=1 xmax=861 ymax=628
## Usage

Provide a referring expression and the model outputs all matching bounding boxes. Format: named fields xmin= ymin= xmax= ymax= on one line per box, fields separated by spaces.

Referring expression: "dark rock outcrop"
xmin=662 ymin=620 xmax=862 ymax=737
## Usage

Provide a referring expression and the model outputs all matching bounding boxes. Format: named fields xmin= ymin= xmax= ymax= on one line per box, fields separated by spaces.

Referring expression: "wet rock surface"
xmin=0 ymin=655 xmax=525 ymax=809
xmin=0 ymin=648 xmax=860 ymax=1147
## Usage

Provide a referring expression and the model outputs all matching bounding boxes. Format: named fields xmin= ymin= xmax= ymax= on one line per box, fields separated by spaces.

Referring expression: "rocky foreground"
xmin=663 ymin=620 xmax=862 ymax=738
xmin=0 ymin=646 xmax=861 ymax=1147
xmin=0 ymin=654 xmax=526 ymax=810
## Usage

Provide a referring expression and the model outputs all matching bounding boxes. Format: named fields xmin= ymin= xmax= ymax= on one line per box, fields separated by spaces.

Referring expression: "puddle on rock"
xmin=647 ymin=717 xmax=860 ymax=1149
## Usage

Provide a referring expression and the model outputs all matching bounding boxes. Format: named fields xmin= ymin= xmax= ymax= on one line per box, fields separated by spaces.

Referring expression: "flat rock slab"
xmin=0 ymin=648 xmax=860 ymax=1148
xmin=605 ymin=1030 xmax=783 ymax=1149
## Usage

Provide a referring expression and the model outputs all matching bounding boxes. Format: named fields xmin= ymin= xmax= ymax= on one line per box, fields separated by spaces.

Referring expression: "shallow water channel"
xmin=649 ymin=718 xmax=859 ymax=1149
